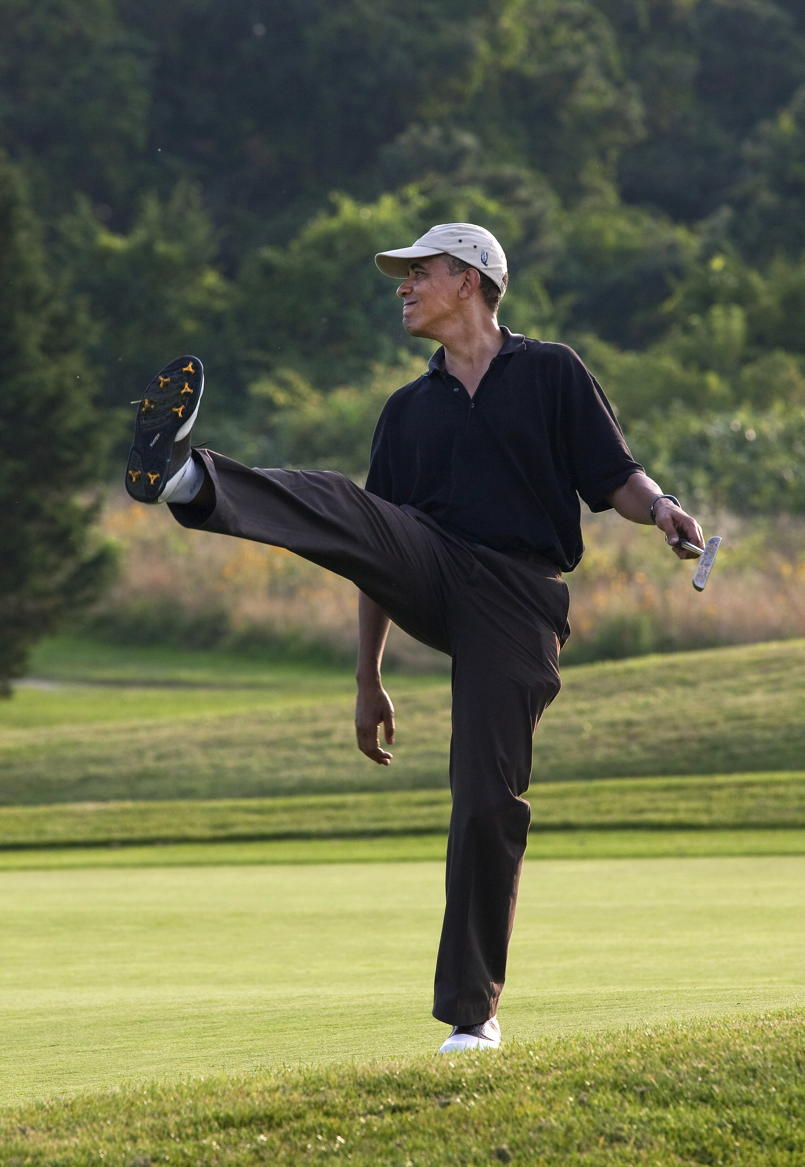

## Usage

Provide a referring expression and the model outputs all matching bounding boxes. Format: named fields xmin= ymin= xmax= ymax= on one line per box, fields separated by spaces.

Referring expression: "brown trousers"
xmin=171 ymin=450 xmax=570 ymax=1025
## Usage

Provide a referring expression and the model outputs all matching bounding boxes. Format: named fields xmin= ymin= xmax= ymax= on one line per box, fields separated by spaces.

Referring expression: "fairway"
xmin=1 ymin=852 xmax=801 ymax=1107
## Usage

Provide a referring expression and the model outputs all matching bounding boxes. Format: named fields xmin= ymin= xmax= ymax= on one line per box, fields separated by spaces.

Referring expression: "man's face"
xmin=396 ymin=254 xmax=465 ymax=339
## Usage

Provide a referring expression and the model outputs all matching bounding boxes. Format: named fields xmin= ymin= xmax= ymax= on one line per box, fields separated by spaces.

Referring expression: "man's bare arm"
xmin=355 ymin=591 xmax=395 ymax=765
xmin=608 ymin=472 xmax=704 ymax=558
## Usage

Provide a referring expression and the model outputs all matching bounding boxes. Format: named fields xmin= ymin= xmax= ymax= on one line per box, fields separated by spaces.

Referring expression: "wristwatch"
xmin=649 ymin=494 xmax=680 ymax=524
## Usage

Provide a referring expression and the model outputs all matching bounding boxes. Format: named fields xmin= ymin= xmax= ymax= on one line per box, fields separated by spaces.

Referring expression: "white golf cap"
xmin=375 ymin=223 xmax=508 ymax=293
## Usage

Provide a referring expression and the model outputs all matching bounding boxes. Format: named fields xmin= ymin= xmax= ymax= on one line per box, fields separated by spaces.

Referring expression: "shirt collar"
xmin=426 ymin=325 xmax=526 ymax=375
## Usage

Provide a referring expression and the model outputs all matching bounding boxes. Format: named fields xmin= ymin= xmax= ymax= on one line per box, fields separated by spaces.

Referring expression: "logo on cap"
xmin=480 ymin=250 xmax=489 ymax=267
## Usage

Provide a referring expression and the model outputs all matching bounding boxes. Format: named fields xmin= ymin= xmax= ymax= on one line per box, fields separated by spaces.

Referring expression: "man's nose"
xmin=397 ymin=276 xmax=412 ymax=297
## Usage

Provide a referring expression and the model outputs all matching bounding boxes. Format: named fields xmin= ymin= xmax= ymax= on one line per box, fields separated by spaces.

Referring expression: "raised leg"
xmin=169 ymin=448 xmax=475 ymax=654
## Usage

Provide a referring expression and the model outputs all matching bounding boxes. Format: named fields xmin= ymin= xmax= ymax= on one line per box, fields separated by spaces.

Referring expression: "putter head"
xmin=691 ymin=536 xmax=722 ymax=591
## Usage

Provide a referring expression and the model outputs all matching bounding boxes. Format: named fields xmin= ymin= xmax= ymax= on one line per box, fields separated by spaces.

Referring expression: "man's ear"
xmin=458 ymin=266 xmax=481 ymax=299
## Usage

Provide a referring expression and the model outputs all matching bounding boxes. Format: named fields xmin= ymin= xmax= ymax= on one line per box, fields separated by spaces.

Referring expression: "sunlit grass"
xmin=1 ymin=855 xmax=802 ymax=1108
xmin=4 ymin=640 xmax=805 ymax=805
xmin=1 ymin=773 xmax=803 ymax=850
xmin=1 ymin=1013 xmax=802 ymax=1165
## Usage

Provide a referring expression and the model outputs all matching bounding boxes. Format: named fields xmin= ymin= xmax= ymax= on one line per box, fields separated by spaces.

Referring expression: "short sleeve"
xmin=558 ymin=346 xmax=643 ymax=511
xmin=364 ymin=404 xmax=394 ymax=500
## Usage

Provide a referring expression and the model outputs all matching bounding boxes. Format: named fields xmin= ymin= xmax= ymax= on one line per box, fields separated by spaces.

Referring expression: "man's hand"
xmin=355 ymin=679 xmax=395 ymax=765
xmin=652 ymin=497 xmax=705 ymax=559
xmin=608 ymin=475 xmax=704 ymax=559
xmin=356 ymin=591 xmax=395 ymax=764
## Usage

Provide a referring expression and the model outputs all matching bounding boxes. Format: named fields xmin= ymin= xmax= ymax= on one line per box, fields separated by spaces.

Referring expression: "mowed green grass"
xmin=1 ymin=1013 xmax=802 ymax=1166
xmin=1 ymin=772 xmax=804 ymax=851
xmin=0 ymin=637 xmax=802 ymax=1161
xmin=2 ymin=637 xmax=804 ymax=804
xmin=1 ymin=854 xmax=802 ymax=1108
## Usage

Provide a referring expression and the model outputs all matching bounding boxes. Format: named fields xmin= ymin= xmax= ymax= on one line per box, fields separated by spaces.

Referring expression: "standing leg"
xmin=432 ymin=553 xmax=568 ymax=1026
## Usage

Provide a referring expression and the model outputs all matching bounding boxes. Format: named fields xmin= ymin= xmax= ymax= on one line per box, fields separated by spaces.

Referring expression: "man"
xmin=125 ymin=223 xmax=704 ymax=1054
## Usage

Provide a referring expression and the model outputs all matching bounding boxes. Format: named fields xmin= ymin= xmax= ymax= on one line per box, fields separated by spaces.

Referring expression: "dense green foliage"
xmin=3 ymin=1 xmax=805 ymax=462
xmin=3 ymin=0 xmax=805 ymax=679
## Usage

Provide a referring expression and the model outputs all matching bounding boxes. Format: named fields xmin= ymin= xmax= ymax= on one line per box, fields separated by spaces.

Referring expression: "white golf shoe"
xmin=438 ymin=1016 xmax=501 ymax=1053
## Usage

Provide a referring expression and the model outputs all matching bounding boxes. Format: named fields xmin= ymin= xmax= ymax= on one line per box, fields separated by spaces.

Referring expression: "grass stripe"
xmin=1 ymin=773 xmax=803 ymax=850
xmin=0 ymin=829 xmax=803 ymax=871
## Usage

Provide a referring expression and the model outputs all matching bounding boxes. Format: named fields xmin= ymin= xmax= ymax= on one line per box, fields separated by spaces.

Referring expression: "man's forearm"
xmin=608 ymin=471 xmax=704 ymax=556
xmin=356 ymin=591 xmax=391 ymax=682
xmin=608 ymin=471 xmax=669 ymax=524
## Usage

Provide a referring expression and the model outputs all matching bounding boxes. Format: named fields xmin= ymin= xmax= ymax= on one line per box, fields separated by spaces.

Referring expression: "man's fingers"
xmin=661 ymin=513 xmax=704 ymax=559
xmin=675 ymin=543 xmax=702 ymax=560
xmin=368 ymin=746 xmax=393 ymax=765
xmin=361 ymin=738 xmax=394 ymax=765
xmin=666 ymin=532 xmax=701 ymax=559
xmin=675 ymin=525 xmax=705 ymax=558
xmin=355 ymin=685 xmax=395 ymax=765
xmin=355 ymin=721 xmax=394 ymax=765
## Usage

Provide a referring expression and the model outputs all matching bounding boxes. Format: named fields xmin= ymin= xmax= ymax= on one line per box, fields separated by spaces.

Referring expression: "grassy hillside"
xmin=2 ymin=639 xmax=804 ymax=809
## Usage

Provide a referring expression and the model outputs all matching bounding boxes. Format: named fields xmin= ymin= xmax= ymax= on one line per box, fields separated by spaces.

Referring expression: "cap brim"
xmin=374 ymin=246 xmax=443 ymax=279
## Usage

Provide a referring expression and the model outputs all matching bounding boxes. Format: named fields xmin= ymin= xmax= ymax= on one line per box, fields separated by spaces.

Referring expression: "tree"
xmin=118 ymin=0 xmax=493 ymax=227
xmin=244 ymin=355 xmax=428 ymax=477
xmin=0 ymin=157 xmax=114 ymax=694
xmin=552 ymin=202 xmax=698 ymax=348
xmin=731 ymin=86 xmax=805 ymax=259
xmin=0 ymin=0 xmax=152 ymax=219
xmin=614 ymin=0 xmax=805 ymax=220
xmin=234 ymin=189 xmax=430 ymax=389
xmin=56 ymin=182 xmax=231 ymax=414
xmin=458 ymin=0 xmax=645 ymax=200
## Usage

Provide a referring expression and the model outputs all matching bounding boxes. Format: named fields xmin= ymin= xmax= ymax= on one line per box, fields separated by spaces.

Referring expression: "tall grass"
xmin=83 ymin=496 xmax=365 ymax=661
xmin=565 ymin=510 xmax=805 ymax=662
xmin=79 ymin=495 xmax=805 ymax=666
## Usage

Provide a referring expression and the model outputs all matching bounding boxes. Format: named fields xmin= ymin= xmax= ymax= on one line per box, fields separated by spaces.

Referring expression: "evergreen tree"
xmin=0 ymin=157 xmax=113 ymax=694
xmin=57 ymin=182 xmax=230 ymax=410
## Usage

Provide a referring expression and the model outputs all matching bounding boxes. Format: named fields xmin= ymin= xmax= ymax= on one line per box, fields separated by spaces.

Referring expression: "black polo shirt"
xmin=364 ymin=327 xmax=642 ymax=571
